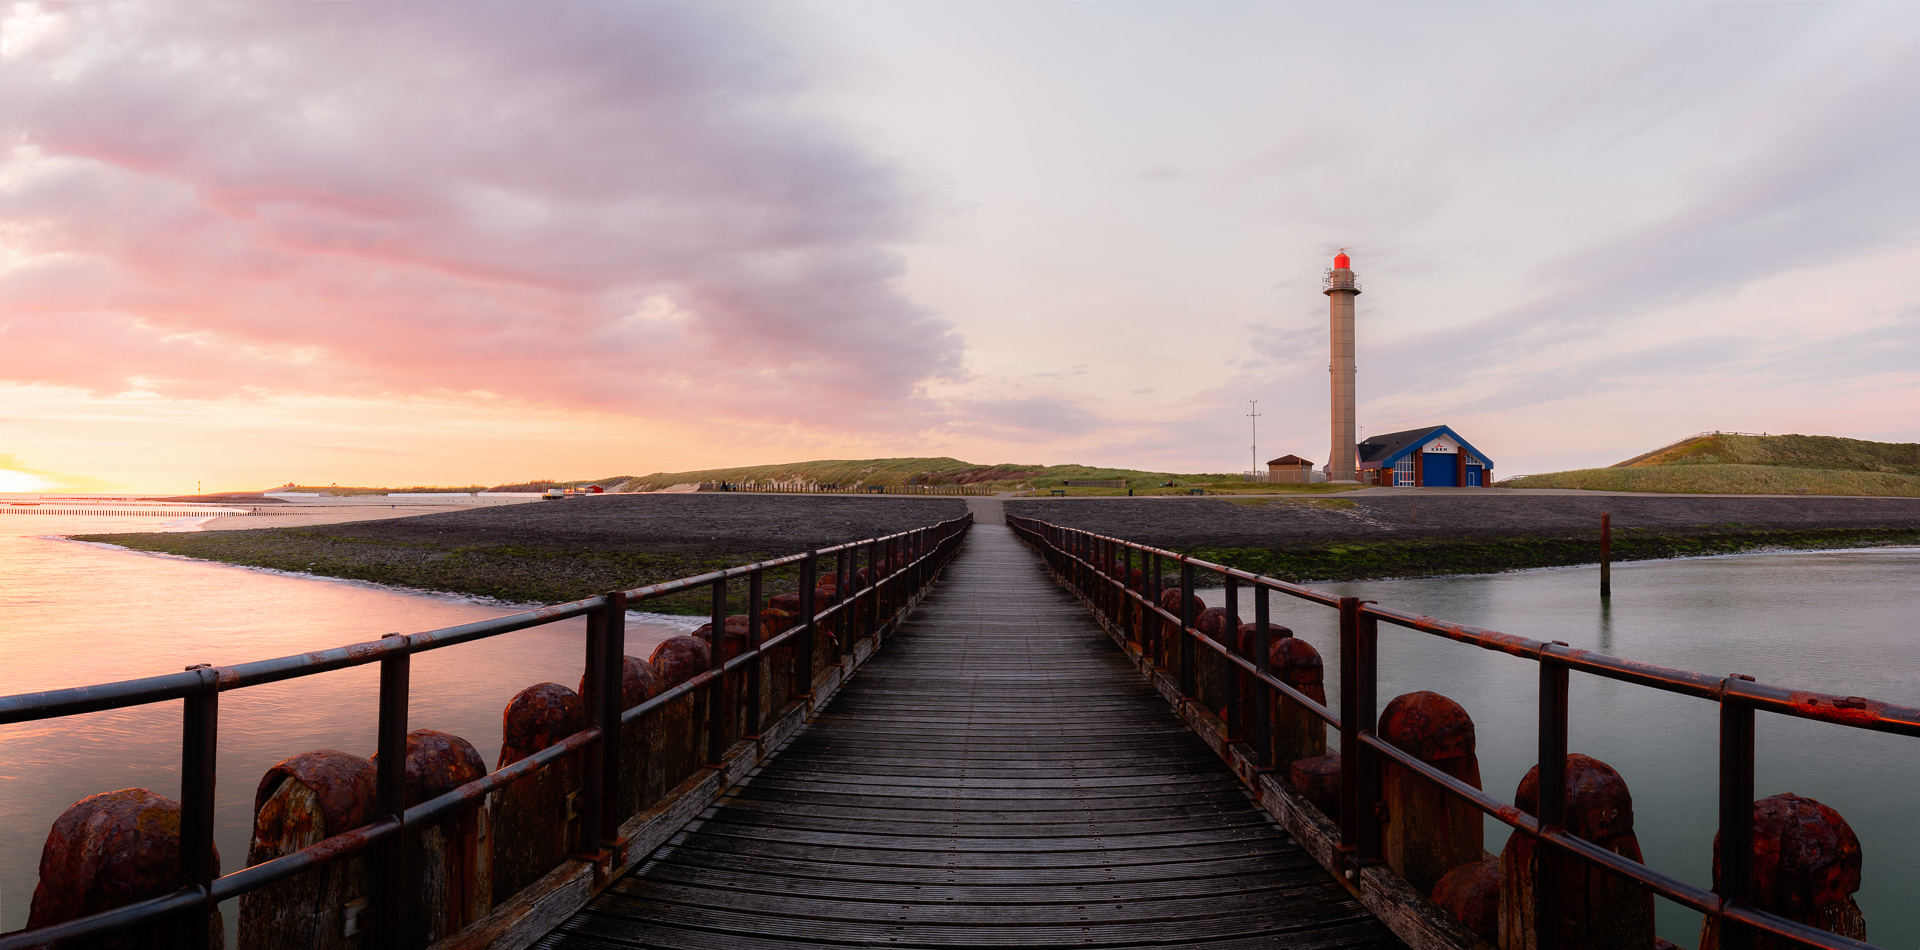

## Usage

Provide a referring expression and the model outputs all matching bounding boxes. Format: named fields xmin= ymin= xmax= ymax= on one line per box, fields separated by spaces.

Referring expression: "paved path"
xmin=537 ymin=525 xmax=1400 ymax=949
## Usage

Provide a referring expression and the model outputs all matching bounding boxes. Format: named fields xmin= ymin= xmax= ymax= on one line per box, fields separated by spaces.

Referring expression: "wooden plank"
xmin=539 ymin=526 xmax=1404 ymax=950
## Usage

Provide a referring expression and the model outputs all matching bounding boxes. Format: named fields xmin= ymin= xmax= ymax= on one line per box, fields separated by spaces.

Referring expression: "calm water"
xmin=4 ymin=517 xmax=1916 ymax=948
xmin=0 ymin=514 xmax=698 ymax=936
xmin=1201 ymin=547 xmax=1920 ymax=948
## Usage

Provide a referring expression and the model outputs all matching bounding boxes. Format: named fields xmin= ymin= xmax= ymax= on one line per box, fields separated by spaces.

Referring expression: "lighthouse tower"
xmin=1324 ymin=251 xmax=1360 ymax=482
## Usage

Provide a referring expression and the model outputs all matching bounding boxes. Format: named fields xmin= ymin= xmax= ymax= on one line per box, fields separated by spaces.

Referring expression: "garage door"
xmin=1422 ymin=452 xmax=1457 ymax=487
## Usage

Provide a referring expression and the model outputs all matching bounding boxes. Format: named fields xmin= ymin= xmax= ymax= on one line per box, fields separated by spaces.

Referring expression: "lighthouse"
xmin=1324 ymin=251 xmax=1360 ymax=482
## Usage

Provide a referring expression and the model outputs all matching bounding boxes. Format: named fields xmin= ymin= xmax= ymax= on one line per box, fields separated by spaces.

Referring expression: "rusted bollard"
xmin=1194 ymin=607 xmax=1234 ymax=717
xmin=1434 ymin=857 xmax=1501 ymax=942
xmin=238 ymin=751 xmax=375 ymax=949
xmin=1289 ymin=754 xmax=1342 ymax=820
xmin=650 ymin=635 xmax=712 ymax=790
xmin=372 ymin=729 xmax=490 ymax=948
xmin=584 ymin=656 xmax=664 ymax=814
xmin=1378 ymin=691 xmax=1484 ymax=895
xmin=28 ymin=787 xmax=224 ymax=949
xmin=1125 ymin=567 xmax=1147 ymax=644
xmin=1265 ymin=634 xmax=1326 ymax=768
xmin=764 ymin=592 xmax=803 ymax=707
xmin=1156 ymin=588 xmax=1201 ymax=675
xmin=1698 ymin=793 xmax=1865 ymax=950
xmin=1499 ymin=753 xmax=1651 ymax=950
xmin=813 ymin=574 xmax=843 ymax=656
xmin=693 ymin=615 xmax=751 ymax=742
xmin=489 ymin=684 xmax=585 ymax=902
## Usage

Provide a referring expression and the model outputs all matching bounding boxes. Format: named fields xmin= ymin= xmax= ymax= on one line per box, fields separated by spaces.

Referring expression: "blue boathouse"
xmin=1355 ymin=425 xmax=1494 ymax=487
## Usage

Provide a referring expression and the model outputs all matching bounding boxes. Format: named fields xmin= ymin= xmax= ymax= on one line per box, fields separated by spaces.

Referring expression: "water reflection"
xmin=1202 ymin=548 xmax=1920 ymax=949
xmin=0 ymin=515 xmax=700 ymax=935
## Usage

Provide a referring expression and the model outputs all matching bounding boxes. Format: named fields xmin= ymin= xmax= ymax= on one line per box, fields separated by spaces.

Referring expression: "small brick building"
xmin=1265 ymin=455 xmax=1315 ymax=483
xmin=1355 ymin=425 xmax=1494 ymax=487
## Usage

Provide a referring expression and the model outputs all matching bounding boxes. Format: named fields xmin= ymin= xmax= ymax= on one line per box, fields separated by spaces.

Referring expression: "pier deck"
xmin=536 ymin=525 xmax=1401 ymax=949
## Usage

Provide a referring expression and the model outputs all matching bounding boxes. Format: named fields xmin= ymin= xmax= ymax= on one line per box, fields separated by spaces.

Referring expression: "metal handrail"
xmin=1005 ymin=513 xmax=1901 ymax=950
xmin=0 ymin=513 xmax=973 ymax=950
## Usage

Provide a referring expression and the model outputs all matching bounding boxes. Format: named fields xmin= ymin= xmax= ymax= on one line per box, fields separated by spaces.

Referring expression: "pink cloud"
xmin=0 ymin=2 xmax=960 ymax=429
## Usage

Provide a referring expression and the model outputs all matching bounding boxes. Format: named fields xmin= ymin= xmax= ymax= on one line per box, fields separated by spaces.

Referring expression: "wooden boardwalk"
xmin=537 ymin=525 xmax=1401 ymax=950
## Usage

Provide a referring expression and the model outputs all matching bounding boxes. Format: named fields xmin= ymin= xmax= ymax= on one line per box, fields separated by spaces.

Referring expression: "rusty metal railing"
xmin=1006 ymin=514 xmax=1912 ymax=950
xmin=0 ymin=513 xmax=972 ymax=949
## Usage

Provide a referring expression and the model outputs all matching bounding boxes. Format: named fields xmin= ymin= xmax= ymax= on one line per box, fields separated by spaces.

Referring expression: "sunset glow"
xmin=0 ymin=2 xmax=1915 ymax=489
xmin=0 ymin=469 xmax=42 ymax=493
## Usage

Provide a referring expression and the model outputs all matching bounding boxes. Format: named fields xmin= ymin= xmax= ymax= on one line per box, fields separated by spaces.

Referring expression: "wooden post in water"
xmin=1601 ymin=513 xmax=1612 ymax=598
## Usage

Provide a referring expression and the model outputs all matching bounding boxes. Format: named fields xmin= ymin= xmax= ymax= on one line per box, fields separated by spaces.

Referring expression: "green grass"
xmin=1507 ymin=434 xmax=1920 ymax=496
xmin=1507 ymin=465 xmax=1920 ymax=497
xmin=1622 ymin=433 xmax=1920 ymax=473
xmin=274 ymin=484 xmax=492 ymax=496
xmin=615 ymin=458 xmax=1315 ymax=493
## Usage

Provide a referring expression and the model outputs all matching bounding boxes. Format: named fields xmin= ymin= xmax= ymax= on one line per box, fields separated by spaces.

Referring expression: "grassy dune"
xmin=1508 ymin=434 xmax=1920 ymax=496
xmin=1620 ymin=433 xmax=1920 ymax=473
xmin=615 ymin=458 xmax=1321 ymax=493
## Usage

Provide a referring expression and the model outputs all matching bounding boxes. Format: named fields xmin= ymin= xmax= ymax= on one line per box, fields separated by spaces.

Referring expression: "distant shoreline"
xmin=1005 ymin=493 xmax=1920 ymax=582
xmin=69 ymin=492 xmax=1920 ymax=605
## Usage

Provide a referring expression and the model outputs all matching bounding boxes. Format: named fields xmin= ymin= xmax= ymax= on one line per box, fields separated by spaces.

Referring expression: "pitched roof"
xmin=1356 ymin=425 xmax=1495 ymax=469
xmin=1266 ymin=455 xmax=1313 ymax=466
xmin=1357 ymin=426 xmax=1445 ymax=465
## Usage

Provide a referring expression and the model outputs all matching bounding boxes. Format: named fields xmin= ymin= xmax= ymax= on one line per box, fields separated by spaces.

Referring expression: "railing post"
xmin=1223 ymin=576 xmax=1241 ymax=741
xmin=836 ymin=549 xmax=851 ymax=658
xmin=883 ymin=537 xmax=897 ymax=624
xmin=1356 ymin=611 xmax=1380 ymax=863
xmin=1600 ymin=513 xmax=1613 ymax=599
xmin=599 ymin=592 xmax=626 ymax=848
xmin=1253 ymin=586 xmax=1272 ymax=769
xmin=707 ymin=578 xmax=726 ymax=765
xmin=868 ymin=540 xmax=882 ymax=638
xmin=1147 ymin=552 xmax=1162 ymax=667
xmin=1718 ymin=686 xmax=1757 ymax=950
xmin=579 ymin=603 xmax=608 ymax=856
xmin=1179 ymin=562 xmax=1197 ymax=700
xmin=797 ymin=552 xmax=817 ymax=705
xmin=1536 ymin=646 xmax=1571 ymax=950
xmin=746 ymin=570 xmax=764 ymax=736
xmin=1338 ymin=598 xmax=1381 ymax=871
xmin=176 ymin=664 xmax=218 ymax=949
xmin=1119 ymin=545 xmax=1133 ymax=641
xmin=373 ymin=635 xmax=410 ymax=949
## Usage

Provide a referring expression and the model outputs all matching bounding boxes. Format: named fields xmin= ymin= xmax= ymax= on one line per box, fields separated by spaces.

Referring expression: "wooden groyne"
xmin=2 ymin=505 xmax=244 ymax=517
xmin=695 ymin=481 xmax=994 ymax=495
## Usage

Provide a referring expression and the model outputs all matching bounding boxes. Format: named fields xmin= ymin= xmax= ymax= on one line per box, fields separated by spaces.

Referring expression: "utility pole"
xmin=1247 ymin=400 xmax=1261 ymax=476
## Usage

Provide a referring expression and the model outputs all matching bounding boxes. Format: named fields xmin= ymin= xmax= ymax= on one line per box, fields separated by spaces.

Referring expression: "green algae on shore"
xmin=1180 ymin=527 xmax=1920 ymax=584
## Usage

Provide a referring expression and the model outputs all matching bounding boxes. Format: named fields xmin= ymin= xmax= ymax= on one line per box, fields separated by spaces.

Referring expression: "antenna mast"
xmin=1247 ymin=400 xmax=1261 ymax=476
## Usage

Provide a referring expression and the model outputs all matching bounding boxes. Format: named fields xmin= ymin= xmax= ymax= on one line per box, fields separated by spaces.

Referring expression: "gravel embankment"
xmin=80 ymin=494 xmax=969 ymax=608
xmin=1004 ymin=495 xmax=1920 ymax=547
xmin=1003 ymin=494 xmax=1920 ymax=580
xmin=288 ymin=493 xmax=971 ymax=554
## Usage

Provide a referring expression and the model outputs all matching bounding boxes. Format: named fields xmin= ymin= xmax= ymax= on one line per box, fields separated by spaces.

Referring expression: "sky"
xmin=1 ymin=1 xmax=1916 ymax=492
